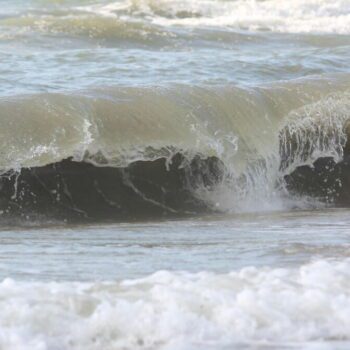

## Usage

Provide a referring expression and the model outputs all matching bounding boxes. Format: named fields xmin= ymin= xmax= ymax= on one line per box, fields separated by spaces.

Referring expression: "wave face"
xmin=1 ymin=75 xmax=350 ymax=222
xmin=1 ymin=258 xmax=350 ymax=350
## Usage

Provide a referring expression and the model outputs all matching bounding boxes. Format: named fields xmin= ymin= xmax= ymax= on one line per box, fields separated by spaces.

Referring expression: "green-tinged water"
xmin=1 ymin=0 xmax=350 ymax=349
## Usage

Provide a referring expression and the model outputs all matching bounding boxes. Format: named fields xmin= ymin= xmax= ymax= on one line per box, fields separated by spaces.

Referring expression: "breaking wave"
xmin=91 ymin=0 xmax=350 ymax=34
xmin=2 ymin=0 xmax=350 ymax=44
xmin=1 ymin=74 xmax=350 ymax=222
xmin=1 ymin=258 xmax=350 ymax=350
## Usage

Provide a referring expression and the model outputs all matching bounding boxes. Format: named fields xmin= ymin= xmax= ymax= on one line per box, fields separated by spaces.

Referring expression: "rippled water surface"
xmin=2 ymin=0 xmax=350 ymax=95
xmin=1 ymin=209 xmax=349 ymax=281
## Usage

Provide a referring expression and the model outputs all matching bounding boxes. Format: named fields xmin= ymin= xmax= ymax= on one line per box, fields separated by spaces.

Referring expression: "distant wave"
xmin=104 ymin=0 xmax=350 ymax=34
xmin=0 ymin=74 xmax=350 ymax=222
xmin=0 ymin=14 xmax=173 ymax=44
xmin=9 ymin=0 xmax=350 ymax=33
xmin=2 ymin=0 xmax=350 ymax=44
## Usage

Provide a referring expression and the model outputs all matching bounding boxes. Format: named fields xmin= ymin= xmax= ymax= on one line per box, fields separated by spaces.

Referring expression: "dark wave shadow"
xmin=284 ymin=155 xmax=350 ymax=206
xmin=0 ymin=154 xmax=224 ymax=224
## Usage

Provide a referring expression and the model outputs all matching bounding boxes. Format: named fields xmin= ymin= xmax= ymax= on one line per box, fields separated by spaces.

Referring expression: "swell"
xmin=0 ymin=10 xmax=267 ymax=48
xmin=0 ymin=14 xmax=172 ymax=45
xmin=1 ymin=75 xmax=350 ymax=222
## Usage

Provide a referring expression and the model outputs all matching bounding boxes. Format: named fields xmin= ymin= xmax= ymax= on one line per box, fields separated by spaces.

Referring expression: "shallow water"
xmin=1 ymin=209 xmax=350 ymax=350
xmin=1 ymin=208 xmax=350 ymax=281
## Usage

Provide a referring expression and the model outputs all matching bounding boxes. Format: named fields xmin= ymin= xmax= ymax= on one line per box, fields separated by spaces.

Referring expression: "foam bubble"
xmin=1 ymin=259 xmax=350 ymax=350
xmin=87 ymin=0 xmax=350 ymax=34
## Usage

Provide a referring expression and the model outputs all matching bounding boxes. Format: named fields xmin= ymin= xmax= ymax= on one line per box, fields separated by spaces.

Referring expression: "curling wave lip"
xmin=0 ymin=74 xmax=350 ymax=222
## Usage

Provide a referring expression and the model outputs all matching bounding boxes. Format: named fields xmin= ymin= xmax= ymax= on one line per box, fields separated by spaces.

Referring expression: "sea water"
xmin=1 ymin=0 xmax=350 ymax=349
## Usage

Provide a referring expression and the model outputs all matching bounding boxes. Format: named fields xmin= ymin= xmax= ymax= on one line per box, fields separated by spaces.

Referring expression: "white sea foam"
xmin=86 ymin=0 xmax=350 ymax=34
xmin=1 ymin=259 xmax=350 ymax=350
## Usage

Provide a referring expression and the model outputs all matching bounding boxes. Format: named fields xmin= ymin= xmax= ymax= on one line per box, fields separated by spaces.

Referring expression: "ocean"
xmin=1 ymin=0 xmax=350 ymax=349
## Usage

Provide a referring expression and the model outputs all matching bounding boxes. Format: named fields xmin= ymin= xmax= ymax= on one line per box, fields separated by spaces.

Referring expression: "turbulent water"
xmin=2 ymin=210 xmax=350 ymax=350
xmin=1 ymin=0 xmax=350 ymax=349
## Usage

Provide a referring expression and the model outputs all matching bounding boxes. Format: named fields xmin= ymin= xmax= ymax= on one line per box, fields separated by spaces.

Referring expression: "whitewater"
xmin=1 ymin=0 xmax=350 ymax=349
